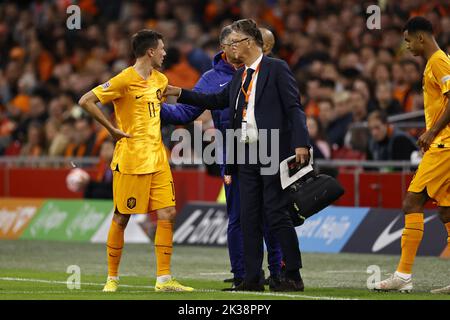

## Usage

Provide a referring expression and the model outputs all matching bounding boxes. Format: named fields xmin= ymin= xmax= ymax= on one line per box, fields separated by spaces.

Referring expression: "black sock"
xmin=285 ymin=270 xmax=301 ymax=281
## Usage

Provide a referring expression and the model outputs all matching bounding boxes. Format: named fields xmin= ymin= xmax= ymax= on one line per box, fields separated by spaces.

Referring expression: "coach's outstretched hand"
xmin=109 ymin=127 xmax=132 ymax=141
xmin=164 ymin=85 xmax=182 ymax=97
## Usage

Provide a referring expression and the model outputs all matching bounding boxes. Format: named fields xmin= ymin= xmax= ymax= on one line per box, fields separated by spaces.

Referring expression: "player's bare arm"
xmin=78 ymin=91 xmax=132 ymax=141
xmin=418 ymin=91 xmax=450 ymax=151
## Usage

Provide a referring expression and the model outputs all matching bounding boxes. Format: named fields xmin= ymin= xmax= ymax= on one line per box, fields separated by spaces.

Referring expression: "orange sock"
xmin=106 ymin=219 xmax=125 ymax=277
xmin=397 ymin=213 xmax=424 ymax=274
xmin=443 ymin=222 xmax=450 ymax=257
xmin=155 ymin=220 xmax=173 ymax=277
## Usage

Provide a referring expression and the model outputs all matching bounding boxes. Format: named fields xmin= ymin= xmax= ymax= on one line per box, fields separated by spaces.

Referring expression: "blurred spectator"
xmin=350 ymin=90 xmax=368 ymax=123
xmin=179 ymin=30 xmax=213 ymax=74
xmin=20 ymin=120 xmax=45 ymax=157
xmin=9 ymin=62 xmax=35 ymax=115
xmin=377 ymin=48 xmax=396 ymax=66
xmin=317 ymin=98 xmax=335 ymax=134
xmin=306 ymin=116 xmax=331 ymax=160
xmin=392 ymin=61 xmax=411 ymax=112
xmin=347 ymin=90 xmax=370 ymax=154
xmin=352 ymin=77 xmax=377 ymax=113
xmin=14 ymin=90 xmax=49 ymax=143
xmin=164 ymin=47 xmax=200 ymax=89
xmin=0 ymin=104 xmax=16 ymax=154
xmin=58 ymin=91 xmax=79 ymax=118
xmin=64 ymin=116 xmax=98 ymax=157
xmin=259 ymin=27 xmax=275 ymax=56
xmin=47 ymin=97 xmax=65 ymax=124
xmin=367 ymin=110 xmax=417 ymax=161
xmin=327 ymin=91 xmax=353 ymax=149
xmin=44 ymin=118 xmax=59 ymax=153
xmin=304 ymin=77 xmax=321 ymax=117
xmin=372 ymin=63 xmax=392 ymax=84
xmin=0 ymin=0 xmax=447 ymax=165
xmin=239 ymin=0 xmax=284 ymax=35
xmin=402 ymin=59 xmax=422 ymax=86
xmin=401 ymin=59 xmax=423 ymax=112
xmin=408 ymin=82 xmax=425 ymax=112
xmin=48 ymin=117 xmax=75 ymax=156
xmin=375 ymin=82 xmax=403 ymax=116
xmin=83 ymin=139 xmax=114 ymax=199
xmin=319 ymin=79 xmax=336 ymax=100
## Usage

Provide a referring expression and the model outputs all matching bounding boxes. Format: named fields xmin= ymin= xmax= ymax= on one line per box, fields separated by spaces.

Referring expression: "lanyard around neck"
xmin=241 ymin=63 xmax=261 ymax=104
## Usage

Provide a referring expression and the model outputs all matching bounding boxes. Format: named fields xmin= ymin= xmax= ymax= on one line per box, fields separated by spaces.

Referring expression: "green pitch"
xmin=0 ymin=240 xmax=449 ymax=300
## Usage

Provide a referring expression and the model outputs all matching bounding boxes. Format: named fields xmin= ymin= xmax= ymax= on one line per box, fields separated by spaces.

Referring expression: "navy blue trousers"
xmin=237 ymin=161 xmax=302 ymax=284
xmin=222 ymin=166 xmax=282 ymax=280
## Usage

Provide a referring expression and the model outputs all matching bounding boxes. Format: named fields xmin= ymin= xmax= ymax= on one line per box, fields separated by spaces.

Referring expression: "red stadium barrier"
xmin=0 ymin=167 xmax=223 ymax=212
xmin=0 ymin=167 xmax=435 ymax=210
xmin=0 ymin=169 xmax=5 ymax=197
xmin=334 ymin=171 xmax=435 ymax=209
xmin=334 ymin=172 xmax=355 ymax=206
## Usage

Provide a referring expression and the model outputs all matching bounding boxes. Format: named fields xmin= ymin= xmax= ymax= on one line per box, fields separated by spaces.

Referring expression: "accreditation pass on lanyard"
xmin=240 ymin=64 xmax=260 ymax=143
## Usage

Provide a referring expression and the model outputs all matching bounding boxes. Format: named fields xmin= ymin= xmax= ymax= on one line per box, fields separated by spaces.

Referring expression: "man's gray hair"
xmin=219 ymin=25 xmax=233 ymax=44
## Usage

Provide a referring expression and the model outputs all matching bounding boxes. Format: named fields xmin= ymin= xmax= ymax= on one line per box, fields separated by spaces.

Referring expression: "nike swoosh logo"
xmin=372 ymin=214 xmax=437 ymax=252
xmin=135 ymin=95 xmax=144 ymax=99
xmin=219 ymin=82 xmax=228 ymax=87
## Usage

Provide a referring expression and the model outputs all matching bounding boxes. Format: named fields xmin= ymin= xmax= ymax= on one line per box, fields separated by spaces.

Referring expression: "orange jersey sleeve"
xmin=92 ymin=72 xmax=127 ymax=105
xmin=430 ymin=52 xmax=450 ymax=96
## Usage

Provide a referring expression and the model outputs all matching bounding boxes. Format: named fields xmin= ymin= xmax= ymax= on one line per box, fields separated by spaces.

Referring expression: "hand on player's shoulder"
xmin=164 ymin=85 xmax=182 ymax=97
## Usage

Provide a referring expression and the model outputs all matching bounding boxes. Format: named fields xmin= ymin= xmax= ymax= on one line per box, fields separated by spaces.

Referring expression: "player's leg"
xmin=430 ymin=206 xmax=450 ymax=294
xmin=107 ymin=212 xmax=131 ymax=277
xmin=397 ymin=191 xmax=429 ymax=275
xmin=437 ymin=206 xmax=450 ymax=251
xmin=103 ymin=171 xmax=148 ymax=292
xmin=374 ymin=191 xmax=428 ymax=292
xmin=154 ymin=205 xmax=176 ymax=281
xmin=152 ymin=205 xmax=193 ymax=292
xmin=103 ymin=211 xmax=131 ymax=292
xmin=150 ymin=167 xmax=193 ymax=292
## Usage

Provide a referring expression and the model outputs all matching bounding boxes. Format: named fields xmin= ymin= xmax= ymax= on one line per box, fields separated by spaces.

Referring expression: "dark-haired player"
xmin=374 ymin=17 xmax=450 ymax=294
xmin=79 ymin=30 xmax=193 ymax=293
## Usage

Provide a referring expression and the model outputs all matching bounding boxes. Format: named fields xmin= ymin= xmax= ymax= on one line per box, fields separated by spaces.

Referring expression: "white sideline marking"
xmin=325 ymin=270 xmax=366 ymax=273
xmin=0 ymin=277 xmax=359 ymax=300
xmin=198 ymin=272 xmax=230 ymax=276
xmin=1 ymin=291 xmax=158 ymax=294
xmin=226 ymin=291 xmax=358 ymax=300
xmin=0 ymin=277 xmax=152 ymax=288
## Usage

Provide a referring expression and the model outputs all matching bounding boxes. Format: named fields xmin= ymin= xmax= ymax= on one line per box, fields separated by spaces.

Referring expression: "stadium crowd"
xmin=0 ymin=0 xmax=449 ymax=163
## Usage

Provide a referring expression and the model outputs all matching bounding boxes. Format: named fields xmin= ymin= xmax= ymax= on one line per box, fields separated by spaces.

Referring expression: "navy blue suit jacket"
xmin=178 ymin=55 xmax=310 ymax=172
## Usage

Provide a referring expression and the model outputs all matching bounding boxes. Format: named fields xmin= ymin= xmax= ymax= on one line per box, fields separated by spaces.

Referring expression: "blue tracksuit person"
xmin=161 ymin=51 xmax=282 ymax=288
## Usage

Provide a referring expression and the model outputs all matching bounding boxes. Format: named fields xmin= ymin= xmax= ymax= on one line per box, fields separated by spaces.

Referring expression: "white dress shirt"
xmin=244 ymin=53 xmax=263 ymax=143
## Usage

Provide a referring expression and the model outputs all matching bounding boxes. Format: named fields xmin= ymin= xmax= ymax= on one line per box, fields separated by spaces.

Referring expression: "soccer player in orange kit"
xmin=373 ymin=17 xmax=450 ymax=294
xmin=79 ymin=30 xmax=193 ymax=293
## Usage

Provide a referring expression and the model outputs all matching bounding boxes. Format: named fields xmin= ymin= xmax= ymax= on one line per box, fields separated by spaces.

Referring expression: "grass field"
xmin=0 ymin=240 xmax=449 ymax=300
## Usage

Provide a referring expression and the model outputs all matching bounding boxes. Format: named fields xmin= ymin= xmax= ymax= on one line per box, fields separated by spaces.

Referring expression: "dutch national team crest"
xmin=156 ymin=88 xmax=162 ymax=101
xmin=127 ymin=197 xmax=136 ymax=209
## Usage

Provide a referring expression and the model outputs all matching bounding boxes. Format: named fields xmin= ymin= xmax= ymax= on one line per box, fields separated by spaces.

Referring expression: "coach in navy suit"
xmin=165 ymin=19 xmax=310 ymax=292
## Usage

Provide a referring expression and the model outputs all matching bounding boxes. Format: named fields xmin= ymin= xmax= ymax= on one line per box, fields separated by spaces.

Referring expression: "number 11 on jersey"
xmin=148 ymin=102 xmax=157 ymax=117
